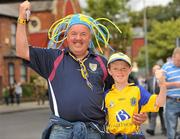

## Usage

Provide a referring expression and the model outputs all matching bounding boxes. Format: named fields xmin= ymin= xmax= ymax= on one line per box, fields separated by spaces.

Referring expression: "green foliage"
xmin=85 ymin=0 xmax=125 ymax=19
xmin=22 ymin=83 xmax=33 ymax=97
xmin=129 ymin=1 xmax=180 ymax=27
xmin=137 ymin=19 xmax=180 ymax=68
xmin=83 ymin=0 xmax=132 ymax=52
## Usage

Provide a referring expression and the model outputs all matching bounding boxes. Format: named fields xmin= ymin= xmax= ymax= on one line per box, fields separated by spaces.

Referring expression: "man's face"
xmin=108 ymin=60 xmax=132 ymax=84
xmin=173 ymin=53 xmax=180 ymax=67
xmin=152 ymin=65 xmax=160 ymax=75
xmin=67 ymin=24 xmax=91 ymax=57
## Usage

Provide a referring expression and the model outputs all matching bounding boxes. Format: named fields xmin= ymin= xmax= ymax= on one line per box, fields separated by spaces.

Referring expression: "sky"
xmin=79 ymin=0 xmax=173 ymax=11
xmin=127 ymin=0 xmax=173 ymax=11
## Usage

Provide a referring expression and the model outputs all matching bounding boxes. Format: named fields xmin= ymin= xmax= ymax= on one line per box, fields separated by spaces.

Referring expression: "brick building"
xmin=0 ymin=0 xmax=81 ymax=96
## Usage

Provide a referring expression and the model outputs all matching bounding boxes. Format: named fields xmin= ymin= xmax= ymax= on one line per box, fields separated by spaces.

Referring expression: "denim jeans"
xmin=165 ymin=99 xmax=180 ymax=139
xmin=49 ymin=124 xmax=102 ymax=139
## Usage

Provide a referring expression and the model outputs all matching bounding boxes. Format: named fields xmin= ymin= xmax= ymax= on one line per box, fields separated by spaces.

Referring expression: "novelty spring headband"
xmin=48 ymin=14 xmax=122 ymax=54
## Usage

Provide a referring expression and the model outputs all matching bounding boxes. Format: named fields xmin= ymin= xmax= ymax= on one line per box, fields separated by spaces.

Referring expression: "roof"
xmin=0 ymin=1 xmax=52 ymax=18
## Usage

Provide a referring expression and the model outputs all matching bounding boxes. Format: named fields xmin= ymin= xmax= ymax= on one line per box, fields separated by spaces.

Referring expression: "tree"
xmin=137 ymin=19 xmax=180 ymax=68
xmin=83 ymin=0 xmax=132 ymax=53
xmin=129 ymin=0 xmax=180 ymax=27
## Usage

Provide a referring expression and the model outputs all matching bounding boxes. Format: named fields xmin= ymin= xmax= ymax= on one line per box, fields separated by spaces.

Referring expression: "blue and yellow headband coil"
xmin=48 ymin=14 xmax=122 ymax=53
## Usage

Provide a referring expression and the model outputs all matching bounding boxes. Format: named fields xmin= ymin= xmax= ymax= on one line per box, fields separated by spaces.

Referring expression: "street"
xmin=0 ymin=109 xmax=50 ymax=139
xmin=0 ymin=108 xmax=171 ymax=139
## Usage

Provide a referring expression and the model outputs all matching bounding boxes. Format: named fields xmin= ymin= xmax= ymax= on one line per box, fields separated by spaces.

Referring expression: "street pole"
xmin=143 ymin=0 xmax=149 ymax=77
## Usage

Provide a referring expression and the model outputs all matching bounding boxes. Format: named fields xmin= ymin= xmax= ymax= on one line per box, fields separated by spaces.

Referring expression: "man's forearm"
xmin=16 ymin=23 xmax=29 ymax=60
xmin=16 ymin=1 xmax=31 ymax=61
xmin=165 ymin=81 xmax=180 ymax=88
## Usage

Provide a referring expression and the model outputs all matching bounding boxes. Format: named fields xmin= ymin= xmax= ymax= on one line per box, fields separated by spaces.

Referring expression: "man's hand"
xmin=19 ymin=0 xmax=31 ymax=19
xmin=133 ymin=113 xmax=147 ymax=125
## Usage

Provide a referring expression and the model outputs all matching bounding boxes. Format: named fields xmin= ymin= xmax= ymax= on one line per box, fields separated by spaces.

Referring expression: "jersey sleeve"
xmin=24 ymin=47 xmax=60 ymax=79
xmin=138 ymin=85 xmax=159 ymax=113
xmin=140 ymin=94 xmax=159 ymax=112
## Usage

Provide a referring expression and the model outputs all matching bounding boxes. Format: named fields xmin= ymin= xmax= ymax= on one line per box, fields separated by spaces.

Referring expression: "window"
xmin=21 ymin=64 xmax=27 ymax=82
xmin=11 ymin=23 xmax=16 ymax=48
xmin=8 ymin=63 xmax=15 ymax=85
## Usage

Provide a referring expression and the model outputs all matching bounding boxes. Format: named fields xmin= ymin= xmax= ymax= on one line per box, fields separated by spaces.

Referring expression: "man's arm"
xmin=16 ymin=1 xmax=31 ymax=61
xmin=165 ymin=81 xmax=180 ymax=88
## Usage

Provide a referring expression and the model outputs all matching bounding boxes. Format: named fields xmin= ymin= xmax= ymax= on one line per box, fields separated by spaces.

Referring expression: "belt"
xmin=167 ymin=96 xmax=180 ymax=102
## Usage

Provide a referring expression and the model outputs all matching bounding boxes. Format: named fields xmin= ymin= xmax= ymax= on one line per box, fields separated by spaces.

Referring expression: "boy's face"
xmin=108 ymin=60 xmax=132 ymax=84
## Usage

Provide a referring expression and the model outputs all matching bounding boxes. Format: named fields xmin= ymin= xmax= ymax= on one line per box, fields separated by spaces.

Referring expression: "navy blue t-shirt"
xmin=25 ymin=47 xmax=113 ymax=123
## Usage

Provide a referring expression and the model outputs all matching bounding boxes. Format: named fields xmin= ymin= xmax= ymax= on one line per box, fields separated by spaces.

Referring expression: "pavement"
xmin=0 ymin=101 xmax=49 ymax=114
xmin=0 ymin=101 xmax=179 ymax=139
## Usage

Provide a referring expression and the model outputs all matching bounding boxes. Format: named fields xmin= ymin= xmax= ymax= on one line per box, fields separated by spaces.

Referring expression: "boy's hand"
xmin=133 ymin=113 xmax=147 ymax=125
xmin=155 ymin=69 xmax=166 ymax=85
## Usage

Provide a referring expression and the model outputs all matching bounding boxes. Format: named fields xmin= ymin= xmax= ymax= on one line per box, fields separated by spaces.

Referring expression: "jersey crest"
xmin=89 ymin=63 xmax=97 ymax=71
xmin=130 ymin=97 xmax=137 ymax=106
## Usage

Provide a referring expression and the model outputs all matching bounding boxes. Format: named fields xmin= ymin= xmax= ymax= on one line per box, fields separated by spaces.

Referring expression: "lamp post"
xmin=143 ymin=0 xmax=149 ymax=76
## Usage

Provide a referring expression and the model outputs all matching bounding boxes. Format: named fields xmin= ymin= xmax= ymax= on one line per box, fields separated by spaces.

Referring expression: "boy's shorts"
xmin=104 ymin=133 xmax=146 ymax=139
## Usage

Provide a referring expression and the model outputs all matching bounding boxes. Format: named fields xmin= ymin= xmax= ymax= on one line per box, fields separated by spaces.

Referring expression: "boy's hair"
xmin=107 ymin=52 xmax=131 ymax=67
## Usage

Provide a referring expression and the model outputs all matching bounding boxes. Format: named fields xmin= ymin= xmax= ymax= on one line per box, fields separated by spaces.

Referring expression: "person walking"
xmin=14 ymin=82 xmax=23 ymax=105
xmin=9 ymin=84 xmax=15 ymax=105
xmin=162 ymin=47 xmax=180 ymax=139
xmin=2 ymin=86 xmax=9 ymax=105
xmin=16 ymin=1 xmax=147 ymax=139
xmin=146 ymin=64 xmax=166 ymax=136
xmin=33 ymin=76 xmax=47 ymax=105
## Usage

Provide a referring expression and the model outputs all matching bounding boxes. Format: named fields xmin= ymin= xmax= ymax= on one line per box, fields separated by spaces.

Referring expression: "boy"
xmin=105 ymin=52 xmax=167 ymax=138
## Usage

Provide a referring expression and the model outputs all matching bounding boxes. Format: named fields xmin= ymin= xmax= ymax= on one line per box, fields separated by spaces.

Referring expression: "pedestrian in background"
xmin=2 ymin=86 xmax=9 ymax=105
xmin=33 ymin=76 xmax=47 ymax=105
xmin=162 ymin=47 xmax=180 ymax=139
xmin=146 ymin=64 xmax=166 ymax=136
xmin=14 ymin=82 xmax=23 ymax=105
xmin=9 ymin=84 xmax=15 ymax=105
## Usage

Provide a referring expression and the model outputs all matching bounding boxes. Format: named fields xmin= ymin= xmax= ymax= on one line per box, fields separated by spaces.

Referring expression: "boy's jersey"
xmin=105 ymin=84 xmax=158 ymax=134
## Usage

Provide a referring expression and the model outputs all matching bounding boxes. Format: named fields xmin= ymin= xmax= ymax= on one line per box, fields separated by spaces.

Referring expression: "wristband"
xmin=17 ymin=18 xmax=27 ymax=25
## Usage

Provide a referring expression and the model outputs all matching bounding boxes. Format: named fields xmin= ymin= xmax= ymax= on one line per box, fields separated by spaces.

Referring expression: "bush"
xmin=22 ymin=83 xmax=34 ymax=97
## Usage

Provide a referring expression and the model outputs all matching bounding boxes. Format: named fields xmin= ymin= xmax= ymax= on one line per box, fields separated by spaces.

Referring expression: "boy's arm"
xmin=16 ymin=1 xmax=31 ymax=61
xmin=155 ymin=69 xmax=167 ymax=107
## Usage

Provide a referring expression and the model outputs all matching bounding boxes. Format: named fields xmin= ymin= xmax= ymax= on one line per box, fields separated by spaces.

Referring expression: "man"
xmin=14 ymin=82 xmax=23 ymax=105
xmin=146 ymin=65 xmax=166 ymax=136
xmin=16 ymin=1 xmax=147 ymax=139
xmin=162 ymin=47 xmax=180 ymax=139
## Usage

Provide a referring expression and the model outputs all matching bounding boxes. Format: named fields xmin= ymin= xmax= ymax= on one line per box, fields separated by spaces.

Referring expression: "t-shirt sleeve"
xmin=138 ymin=85 xmax=159 ymax=113
xmin=161 ymin=63 xmax=168 ymax=79
xmin=24 ymin=47 xmax=59 ymax=79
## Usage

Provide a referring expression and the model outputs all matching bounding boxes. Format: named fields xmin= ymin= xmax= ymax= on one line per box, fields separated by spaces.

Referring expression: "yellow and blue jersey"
xmin=105 ymin=83 xmax=159 ymax=135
